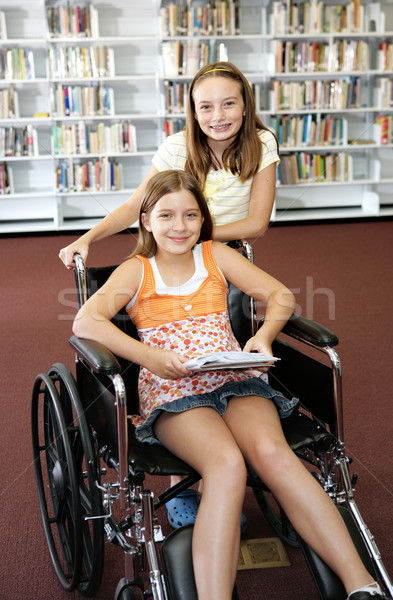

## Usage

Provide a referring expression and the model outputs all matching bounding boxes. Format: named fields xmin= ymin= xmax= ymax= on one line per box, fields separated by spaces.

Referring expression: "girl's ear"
xmin=141 ymin=212 xmax=151 ymax=231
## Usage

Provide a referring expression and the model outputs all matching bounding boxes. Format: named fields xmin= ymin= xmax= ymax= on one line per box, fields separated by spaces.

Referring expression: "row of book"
xmin=376 ymin=78 xmax=393 ymax=109
xmin=271 ymin=77 xmax=363 ymax=111
xmin=164 ymin=81 xmax=188 ymax=113
xmin=163 ymin=118 xmax=186 ymax=137
xmin=272 ymin=40 xmax=370 ymax=74
xmin=0 ymin=48 xmax=35 ymax=80
xmin=56 ymin=158 xmax=123 ymax=193
xmin=277 ymin=151 xmax=350 ymax=185
xmin=48 ymin=45 xmax=115 ymax=80
xmin=0 ymin=86 xmax=19 ymax=119
xmin=160 ymin=0 xmax=240 ymax=37
xmin=271 ymin=0 xmax=384 ymax=35
xmin=376 ymin=115 xmax=393 ymax=145
xmin=47 ymin=3 xmax=99 ymax=38
xmin=269 ymin=115 xmax=345 ymax=148
xmin=50 ymin=83 xmax=115 ymax=118
xmin=162 ymin=38 xmax=228 ymax=77
xmin=0 ymin=125 xmax=38 ymax=157
xmin=0 ymin=162 xmax=11 ymax=194
xmin=377 ymin=42 xmax=393 ymax=72
xmin=52 ymin=121 xmax=137 ymax=155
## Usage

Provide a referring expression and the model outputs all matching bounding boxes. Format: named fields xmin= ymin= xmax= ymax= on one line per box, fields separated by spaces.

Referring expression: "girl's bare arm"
xmin=212 ymin=163 xmax=276 ymax=242
xmin=72 ymin=258 xmax=190 ymax=379
xmin=212 ymin=241 xmax=295 ymax=352
xmin=59 ymin=165 xmax=159 ymax=268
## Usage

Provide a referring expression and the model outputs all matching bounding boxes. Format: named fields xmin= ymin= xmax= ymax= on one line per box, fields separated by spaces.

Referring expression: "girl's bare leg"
xmin=223 ymin=396 xmax=375 ymax=596
xmin=155 ymin=407 xmax=246 ymax=600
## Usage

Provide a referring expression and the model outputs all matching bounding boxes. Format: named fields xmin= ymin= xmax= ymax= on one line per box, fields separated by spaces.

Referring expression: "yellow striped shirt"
xmin=152 ymin=129 xmax=279 ymax=226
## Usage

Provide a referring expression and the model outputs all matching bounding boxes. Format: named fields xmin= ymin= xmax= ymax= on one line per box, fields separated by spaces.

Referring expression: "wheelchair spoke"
xmin=47 ymin=363 xmax=105 ymax=596
xmin=31 ymin=372 xmax=83 ymax=592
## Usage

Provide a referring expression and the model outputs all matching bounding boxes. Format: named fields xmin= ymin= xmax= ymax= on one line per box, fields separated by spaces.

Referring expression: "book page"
xmin=185 ymin=351 xmax=279 ymax=372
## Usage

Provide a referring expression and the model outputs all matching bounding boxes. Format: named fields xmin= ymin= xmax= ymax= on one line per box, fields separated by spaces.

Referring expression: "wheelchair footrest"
xmin=161 ymin=525 xmax=197 ymax=600
xmin=160 ymin=526 xmax=239 ymax=600
xmin=299 ymin=505 xmax=376 ymax=600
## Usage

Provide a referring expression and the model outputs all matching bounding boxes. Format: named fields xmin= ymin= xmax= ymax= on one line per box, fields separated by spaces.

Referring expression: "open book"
xmin=184 ymin=351 xmax=279 ymax=372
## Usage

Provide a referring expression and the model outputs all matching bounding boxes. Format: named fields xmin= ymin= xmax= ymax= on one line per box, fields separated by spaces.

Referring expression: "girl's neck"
xmin=154 ymin=247 xmax=196 ymax=287
xmin=207 ymin=139 xmax=228 ymax=169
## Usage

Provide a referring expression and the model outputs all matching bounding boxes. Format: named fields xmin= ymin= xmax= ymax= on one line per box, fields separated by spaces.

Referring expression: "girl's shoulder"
xmin=258 ymin=128 xmax=275 ymax=144
xmin=164 ymin=129 xmax=186 ymax=147
xmin=210 ymin=240 xmax=237 ymax=264
xmin=107 ymin=256 xmax=144 ymax=286
xmin=210 ymin=240 xmax=256 ymax=284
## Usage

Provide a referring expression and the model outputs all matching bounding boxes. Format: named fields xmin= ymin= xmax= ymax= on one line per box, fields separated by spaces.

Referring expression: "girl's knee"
xmin=203 ymin=446 xmax=247 ymax=489
xmin=253 ymin=436 xmax=293 ymax=473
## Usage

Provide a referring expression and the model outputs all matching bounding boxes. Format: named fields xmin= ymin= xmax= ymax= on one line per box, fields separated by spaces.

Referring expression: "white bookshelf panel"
xmin=7 ymin=160 xmax=54 ymax=195
xmin=219 ymin=38 xmax=271 ymax=73
xmin=116 ymin=154 xmax=154 ymax=189
xmin=2 ymin=6 xmax=46 ymax=39
xmin=8 ymin=84 xmax=50 ymax=119
xmin=112 ymin=80 xmax=160 ymax=115
xmin=376 ymin=147 xmax=393 ymax=179
xmin=60 ymin=191 xmax=130 ymax=221
xmin=97 ymin=2 xmax=158 ymax=38
xmin=0 ymin=195 xmax=55 ymax=222
xmin=114 ymin=42 xmax=160 ymax=77
xmin=275 ymin=183 xmax=371 ymax=212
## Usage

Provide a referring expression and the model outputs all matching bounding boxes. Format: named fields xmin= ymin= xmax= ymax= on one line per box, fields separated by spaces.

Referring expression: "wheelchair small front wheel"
xmin=31 ymin=372 xmax=83 ymax=591
xmin=119 ymin=590 xmax=135 ymax=600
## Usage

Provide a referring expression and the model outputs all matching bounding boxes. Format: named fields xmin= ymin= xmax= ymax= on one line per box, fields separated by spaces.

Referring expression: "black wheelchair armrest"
xmin=260 ymin=314 xmax=339 ymax=348
xmin=282 ymin=314 xmax=338 ymax=347
xmin=69 ymin=334 xmax=121 ymax=375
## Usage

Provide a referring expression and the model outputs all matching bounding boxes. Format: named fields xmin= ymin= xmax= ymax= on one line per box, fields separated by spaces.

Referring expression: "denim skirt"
xmin=135 ymin=377 xmax=299 ymax=446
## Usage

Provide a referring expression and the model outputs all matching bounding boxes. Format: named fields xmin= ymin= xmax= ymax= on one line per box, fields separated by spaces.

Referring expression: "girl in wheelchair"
xmin=73 ymin=170 xmax=387 ymax=600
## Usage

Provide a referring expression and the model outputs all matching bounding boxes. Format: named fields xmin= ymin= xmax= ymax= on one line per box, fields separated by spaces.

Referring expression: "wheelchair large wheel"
xmin=31 ymin=372 xmax=83 ymax=591
xmin=253 ymin=487 xmax=299 ymax=548
xmin=48 ymin=363 xmax=105 ymax=596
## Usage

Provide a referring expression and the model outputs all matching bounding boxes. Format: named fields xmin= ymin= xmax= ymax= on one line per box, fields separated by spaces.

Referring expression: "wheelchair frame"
xmin=31 ymin=241 xmax=393 ymax=600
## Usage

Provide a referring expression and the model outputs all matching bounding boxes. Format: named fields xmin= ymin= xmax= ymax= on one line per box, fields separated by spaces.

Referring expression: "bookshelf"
xmin=0 ymin=0 xmax=392 ymax=234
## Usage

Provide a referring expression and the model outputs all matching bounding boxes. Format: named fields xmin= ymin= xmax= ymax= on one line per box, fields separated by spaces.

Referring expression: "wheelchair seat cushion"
xmin=126 ymin=421 xmax=198 ymax=477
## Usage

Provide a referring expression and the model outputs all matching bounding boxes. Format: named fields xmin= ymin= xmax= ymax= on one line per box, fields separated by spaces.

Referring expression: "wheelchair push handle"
xmin=73 ymin=253 xmax=88 ymax=308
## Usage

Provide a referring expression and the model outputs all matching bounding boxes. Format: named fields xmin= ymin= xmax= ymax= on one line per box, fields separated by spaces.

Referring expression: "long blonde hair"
xmin=185 ymin=61 xmax=278 ymax=188
xmin=130 ymin=170 xmax=213 ymax=258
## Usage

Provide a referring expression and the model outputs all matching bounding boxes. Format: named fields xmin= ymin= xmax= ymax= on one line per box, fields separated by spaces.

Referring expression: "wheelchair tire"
xmin=252 ymin=488 xmax=300 ymax=548
xmin=31 ymin=372 xmax=83 ymax=592
xmin=48 ymin=363 xmax=105 ymax=597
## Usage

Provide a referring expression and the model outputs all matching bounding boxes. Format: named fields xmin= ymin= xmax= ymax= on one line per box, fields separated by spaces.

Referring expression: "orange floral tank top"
xmin=127 ymin=241 xmax=258 ymax=426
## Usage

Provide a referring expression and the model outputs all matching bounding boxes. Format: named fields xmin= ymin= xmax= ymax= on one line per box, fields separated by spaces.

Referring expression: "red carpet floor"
xmin=1 ymin=219 xmax=392 ymax=599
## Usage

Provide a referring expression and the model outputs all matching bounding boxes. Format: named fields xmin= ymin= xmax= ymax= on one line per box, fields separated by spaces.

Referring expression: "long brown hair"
xmin=131 ymin=170 xmax=213 ymax=258
xmin=185 ymin=61 xmax=277 ymax=188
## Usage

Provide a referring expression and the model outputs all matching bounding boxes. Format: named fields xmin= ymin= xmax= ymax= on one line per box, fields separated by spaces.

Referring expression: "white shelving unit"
xmin=0 ymin=0 xmax=392 ymax=234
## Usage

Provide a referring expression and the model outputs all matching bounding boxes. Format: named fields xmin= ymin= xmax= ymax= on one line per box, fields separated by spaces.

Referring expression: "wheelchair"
xmin=31 ymin=240 xmax=393 ymax=600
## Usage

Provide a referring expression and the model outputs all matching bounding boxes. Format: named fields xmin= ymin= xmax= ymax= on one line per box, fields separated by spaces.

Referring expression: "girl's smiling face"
xmin=141 ymin=190 xmax=204 ymax=255
xmin=192 ymin=76 xmax=245 ymax=147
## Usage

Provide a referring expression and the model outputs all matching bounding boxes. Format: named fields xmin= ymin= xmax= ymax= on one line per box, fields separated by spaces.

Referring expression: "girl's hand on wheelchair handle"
xmin=59 ymin=240 xmax=90 ymax=269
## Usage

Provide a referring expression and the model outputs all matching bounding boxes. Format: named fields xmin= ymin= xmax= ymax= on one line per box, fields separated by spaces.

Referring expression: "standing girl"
xmin=73 ymin=170 xmax=386 ymax=600
xmin=59 ymin=61 xmax=279 ymax=267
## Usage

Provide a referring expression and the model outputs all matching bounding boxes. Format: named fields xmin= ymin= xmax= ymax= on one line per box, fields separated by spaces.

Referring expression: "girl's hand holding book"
xmin=143 ymin=347 xmax=191 ymax=380
xmin=243 ymin=336 xmax=275 ymax=373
